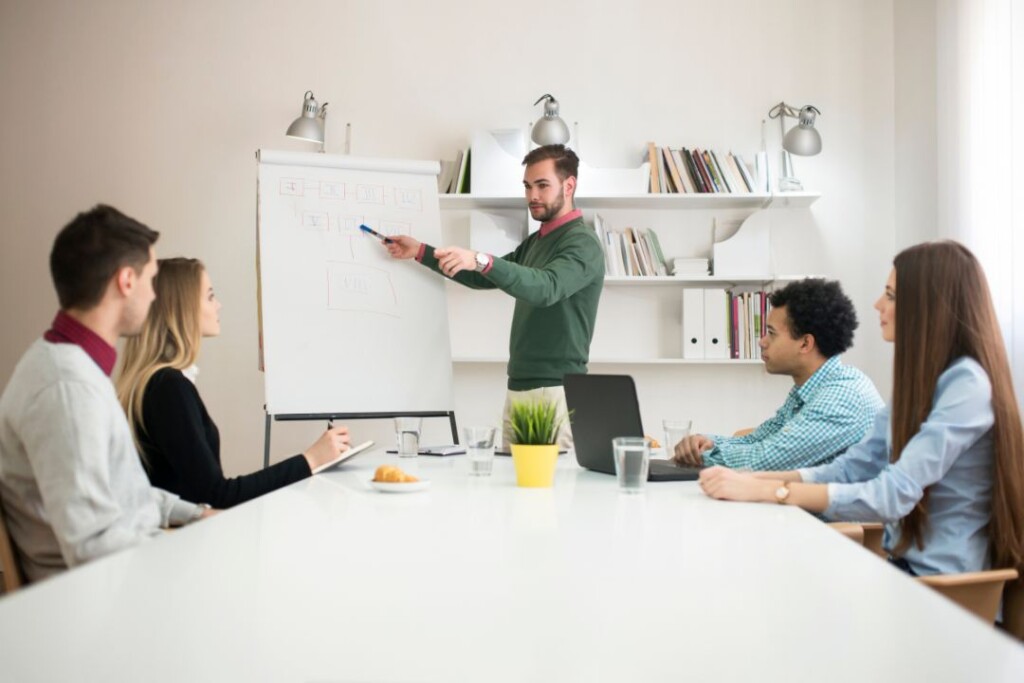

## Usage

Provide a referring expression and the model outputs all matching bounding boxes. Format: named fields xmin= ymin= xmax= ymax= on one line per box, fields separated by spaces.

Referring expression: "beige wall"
xmin=0 ymin=0 xmax=906 ymax=475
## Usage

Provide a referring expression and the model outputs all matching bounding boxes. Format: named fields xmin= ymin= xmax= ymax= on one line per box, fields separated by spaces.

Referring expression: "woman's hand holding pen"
xmin=303 ymin=426 xmax=351 ymax=471
xmin=385 ymin=235 xmax=420 ymax=260
xmin=434 ymin=247 xmax=476 ymax=277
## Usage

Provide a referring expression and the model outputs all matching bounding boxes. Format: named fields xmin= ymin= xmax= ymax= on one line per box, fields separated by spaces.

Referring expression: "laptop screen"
xmin=564 ymin=374 xmax=645 ymax=475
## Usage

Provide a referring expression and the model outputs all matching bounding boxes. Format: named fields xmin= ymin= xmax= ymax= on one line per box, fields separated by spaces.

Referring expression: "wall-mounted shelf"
xmin=452 ymin=356 xmax=765 ymax=366
xmin=603 ymin=274 xmax=821 ymax=287
xmin=442 ymin=189 xmax=820 ymax=368
xmin=439 ymin=192 xmax=820 ymax=211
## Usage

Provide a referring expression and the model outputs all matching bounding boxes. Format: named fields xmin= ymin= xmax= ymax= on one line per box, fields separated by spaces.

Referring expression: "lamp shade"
xmin=782 ymin=106 xmax=822 ymax=156
xmin=286 ymin=91 xmax=325 ymax=144
xmin=531 ymin=94 xmax=570 ymax=146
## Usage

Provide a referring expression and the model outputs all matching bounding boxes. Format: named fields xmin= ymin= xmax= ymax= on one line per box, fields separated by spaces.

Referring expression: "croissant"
xmin=373 ymin=465 xmax=419 ymax=483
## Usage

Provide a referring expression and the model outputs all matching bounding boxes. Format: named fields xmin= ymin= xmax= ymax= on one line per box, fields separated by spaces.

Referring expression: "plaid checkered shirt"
xmin=702 ymin=356 xmax=884 ymax=471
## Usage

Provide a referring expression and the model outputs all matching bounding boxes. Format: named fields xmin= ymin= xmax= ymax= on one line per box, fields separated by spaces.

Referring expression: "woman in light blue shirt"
xmin=699 ymin=241 xmax=1024 ymax=576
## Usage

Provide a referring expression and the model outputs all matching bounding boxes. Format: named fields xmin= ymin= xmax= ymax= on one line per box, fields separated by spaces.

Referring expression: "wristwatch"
xmin=774 ymin=482 xmax=791 ymax=505
xmin=191 ymin=503 xmax=212 ymax=522
xmin=474 ymin=251 xmax=491 ymax=271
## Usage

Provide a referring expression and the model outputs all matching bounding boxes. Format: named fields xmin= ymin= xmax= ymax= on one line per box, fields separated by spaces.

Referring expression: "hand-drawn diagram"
xmin=394 ymin=187 xmax=422 ymax=211
xmin=280 ymin=178 xmax=305 ymax=196
xmin=338 ymin=214 xmax=365 ymax=235
xmin=380 ymin=221 xmax=411 ymax=239
xmin=356 ymin=184 xmax=385 ymax=204
xmin=319 ymin=181 xmax=345 ymax=200
xmin=302 ymin=211 xmax=330 ymax=230
xmin=326 ymin=262 xmax=399 ymax=317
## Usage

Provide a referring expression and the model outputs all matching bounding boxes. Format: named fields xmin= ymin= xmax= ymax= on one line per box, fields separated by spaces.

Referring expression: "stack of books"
xmin=730 ymin=290 xmax=771 ymax=359
xmin=593 ymin=214 xmax=668 ymax=277
xmin=646 ymin=143 xmax=760 ymax=194
xmin=671 ymin=258 xmax=710 ymax=277
xmin=438 ymin=148 xmax=471 ymax=194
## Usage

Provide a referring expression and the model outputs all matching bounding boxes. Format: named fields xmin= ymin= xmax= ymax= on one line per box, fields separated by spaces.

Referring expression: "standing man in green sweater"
xmin=385 ymin=144 xmax=604 ymax=448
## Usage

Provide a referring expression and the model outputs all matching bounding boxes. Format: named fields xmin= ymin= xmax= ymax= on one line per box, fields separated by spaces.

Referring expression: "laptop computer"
xmin=564 ymin=374 xmax=703 ymax=482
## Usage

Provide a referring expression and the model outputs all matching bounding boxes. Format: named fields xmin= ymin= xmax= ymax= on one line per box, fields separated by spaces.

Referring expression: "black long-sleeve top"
xmin=137 ymin=368 xmax=311 ymax=508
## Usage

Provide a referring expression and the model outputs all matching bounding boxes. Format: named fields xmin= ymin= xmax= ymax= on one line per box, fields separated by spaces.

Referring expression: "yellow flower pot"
xmin=510 ymin=444 xmax=559 ymax=488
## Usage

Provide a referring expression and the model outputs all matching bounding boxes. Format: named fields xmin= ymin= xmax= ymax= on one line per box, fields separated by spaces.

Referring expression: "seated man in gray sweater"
xmin=0 ymin=205 xmax=212 ymax=583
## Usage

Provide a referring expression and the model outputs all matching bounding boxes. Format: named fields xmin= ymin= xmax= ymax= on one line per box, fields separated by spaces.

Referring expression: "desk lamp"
xmin=767 ymin=102 xmax=821 ymax=191
xmin=531 ymin=94 xmax=570 ymax=146
xmin=286 ymin=90 xmax=328 ymax=153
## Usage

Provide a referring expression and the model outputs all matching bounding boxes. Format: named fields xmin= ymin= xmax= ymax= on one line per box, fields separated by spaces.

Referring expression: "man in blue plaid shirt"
xmin=672 ymin=279 xmax=884 ymax=472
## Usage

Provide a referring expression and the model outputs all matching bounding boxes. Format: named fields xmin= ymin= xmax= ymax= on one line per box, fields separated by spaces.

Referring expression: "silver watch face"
xmin=475 ymin=253 xmax=488 ymax=269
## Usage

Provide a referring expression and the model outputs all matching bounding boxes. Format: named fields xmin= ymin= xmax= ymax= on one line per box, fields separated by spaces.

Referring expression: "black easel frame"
xmin=263 ymin=410 xmax=459 ymax=468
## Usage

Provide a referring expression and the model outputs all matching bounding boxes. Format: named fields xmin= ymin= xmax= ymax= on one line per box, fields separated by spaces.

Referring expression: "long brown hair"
xmin=890 ymin=241 xmax=1024 ymax=571
xmin=116 ymin=258 xmax=205 ymax=457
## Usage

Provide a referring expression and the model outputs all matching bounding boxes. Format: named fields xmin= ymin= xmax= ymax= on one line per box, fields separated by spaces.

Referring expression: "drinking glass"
xmin=612 ymin=436 xmax=650 ymax=494
xmin=394 ymin=417 xmax=422 ymax=457
xmin=463 ymin=426 xmax=497 ymax=476
xmin=662 ymin=419 xmax=693 ymax=460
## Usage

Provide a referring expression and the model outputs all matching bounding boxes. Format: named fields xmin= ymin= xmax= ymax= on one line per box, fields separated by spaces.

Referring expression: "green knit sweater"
xmin=420 ymin=216 xmax=604 ymax=389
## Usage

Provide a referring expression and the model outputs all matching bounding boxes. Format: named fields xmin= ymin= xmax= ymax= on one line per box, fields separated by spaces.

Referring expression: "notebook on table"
xmin=311 ymin=440 xmax=375 ymax=474
xmin=563 ymin=374 xmax=703 ymax=482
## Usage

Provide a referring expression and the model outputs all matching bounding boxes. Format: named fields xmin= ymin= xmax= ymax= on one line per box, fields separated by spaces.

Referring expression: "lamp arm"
xmin=319 ymin=102 xmax=329 ymax=153
xmin=767 ymin=102 xmax=800 ymax=120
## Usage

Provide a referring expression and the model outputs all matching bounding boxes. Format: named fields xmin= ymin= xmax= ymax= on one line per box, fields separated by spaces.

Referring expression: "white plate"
xmin=369 ymin=479 xmax=431 ymax=493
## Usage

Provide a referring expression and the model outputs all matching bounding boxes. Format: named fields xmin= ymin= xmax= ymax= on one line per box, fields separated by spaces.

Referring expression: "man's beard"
xmin=530 ymin=192 xmax=565 ymax=223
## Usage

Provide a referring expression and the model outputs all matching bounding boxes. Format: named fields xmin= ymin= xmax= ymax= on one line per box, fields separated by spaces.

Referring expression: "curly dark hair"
xmin=768 ymin=278 xmax=858 ymax=358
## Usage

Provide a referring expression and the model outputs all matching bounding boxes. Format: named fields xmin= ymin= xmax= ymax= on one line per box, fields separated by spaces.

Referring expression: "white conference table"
xmin=0 ymin=449 xmax=1023 ymax=682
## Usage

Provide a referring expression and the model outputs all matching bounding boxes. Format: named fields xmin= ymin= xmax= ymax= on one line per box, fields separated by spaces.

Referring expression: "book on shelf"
xmin=670 ymin=149 xmax=697 ymax=193
xmin=437 ymin=159 xmax=456 ymax=193
xmin=702 ymin=150 xmax=725 ymax=192
xmin=639 ymin=144 xmax=770 ymax=194
xmin=646 ymin=230 xmax=669 ymax=275
xmin=725 ymin=153 xmax=752 ymax=193
xmin=443 ymin=148 xmax=471 ymax=194
xmin=729 ymin=289 xmax=771 ymax=359
xmin=647 ymin=142 xmax=661 ymax=194
xmin=592 ymin=219 xmax=669 ymax=277
xmin=691 ymin=149 xmax=716 ymax=193
xmin=662 ymin=148 xmax=685 ymax=193
xmin=733 ymin=153 xmax=758 ymax=193
xmin=681 ymin=148 xmax=707 ymax=193
xmin=709 ymin=151 xmax=733 ymax=193
xmin=457 ymin=148 xmax=472 ymax=193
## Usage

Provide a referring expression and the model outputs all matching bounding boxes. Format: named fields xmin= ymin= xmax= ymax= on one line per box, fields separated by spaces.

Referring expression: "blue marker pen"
xmin=359 ymin=224 xmax=394 ymax=244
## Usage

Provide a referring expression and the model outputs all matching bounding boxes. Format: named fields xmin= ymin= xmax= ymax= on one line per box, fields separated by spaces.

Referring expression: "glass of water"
xmin=612 ymin=436 xmax=650 ymax=494
xmin=463 ymin=426 xmax=497 ymax=476
xmin=662 ymin=419 xmax=693 ymax=460
xmin=394 ymin=417 xmax=422 ymax=458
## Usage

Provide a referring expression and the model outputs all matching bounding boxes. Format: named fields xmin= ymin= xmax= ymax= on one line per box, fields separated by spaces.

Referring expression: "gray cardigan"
xmin=0 ymin=340 xmax=201 ymax=582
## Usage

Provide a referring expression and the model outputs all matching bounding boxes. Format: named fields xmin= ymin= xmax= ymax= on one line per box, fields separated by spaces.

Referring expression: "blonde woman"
xmin=117 ymin=258 xmax=349 ymax=508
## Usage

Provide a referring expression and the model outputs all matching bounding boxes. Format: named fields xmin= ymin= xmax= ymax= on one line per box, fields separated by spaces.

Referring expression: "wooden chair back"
xmin=1001 ymin=577 xmax=1024 ymax=641
xmin=827 ymin=522 xmax=865 ymax=545
xmin=0 ymin=503 xmax=24 ymax=593
xmin=918 ymin=569 xmax=1019 ymax=626
xmin=859 ymin=522 xmax=886 ymax=558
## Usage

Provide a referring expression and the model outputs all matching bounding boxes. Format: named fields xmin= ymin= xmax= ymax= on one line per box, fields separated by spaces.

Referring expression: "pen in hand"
xmin=359 ymin=224 xmax=394 ymax=244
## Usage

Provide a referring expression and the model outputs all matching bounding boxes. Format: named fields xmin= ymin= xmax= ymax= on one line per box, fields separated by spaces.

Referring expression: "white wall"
xmin=0 ymin=0 xmax=903 ymax=475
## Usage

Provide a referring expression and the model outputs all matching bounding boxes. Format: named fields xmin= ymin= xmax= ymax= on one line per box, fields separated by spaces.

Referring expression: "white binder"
xmin=682 ymin=289 xmax=705 ymax=359
xmin=703 ymin=289 xmax=731 ymax=359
